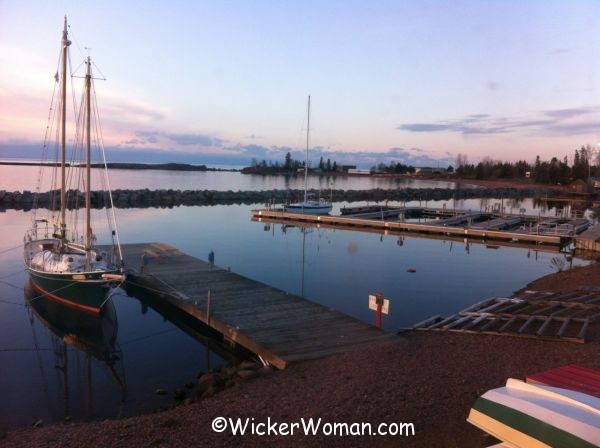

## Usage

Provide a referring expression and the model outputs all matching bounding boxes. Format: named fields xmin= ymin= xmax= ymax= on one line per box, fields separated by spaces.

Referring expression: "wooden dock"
xmin=116 ymin=243 xmax=390 ymax=369
xmin=575 ymin=224 xmax=600 ymax=252
xmin=252 ymin=209 xmax=566 ymax=246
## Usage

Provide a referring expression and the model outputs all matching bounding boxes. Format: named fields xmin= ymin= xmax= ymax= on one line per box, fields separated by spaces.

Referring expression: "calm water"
xmin=0 ymin=164 xmax=463 ymax=192
xmin=0 ymin=198 xmax=589 ymax=428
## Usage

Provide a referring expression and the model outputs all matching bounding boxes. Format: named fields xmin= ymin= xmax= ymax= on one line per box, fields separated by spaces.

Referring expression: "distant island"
xmin=0 ymin=161 xmax=238 ymax=172
xmin=241 ymin=152 xmax=343 ymax=175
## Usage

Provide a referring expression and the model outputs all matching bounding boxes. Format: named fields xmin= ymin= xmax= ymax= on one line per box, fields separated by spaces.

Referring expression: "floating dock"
xmin=252 ymin=207 xmax=593 ymax=248
xmin=116 ymin=243 xmax=390 ymax=369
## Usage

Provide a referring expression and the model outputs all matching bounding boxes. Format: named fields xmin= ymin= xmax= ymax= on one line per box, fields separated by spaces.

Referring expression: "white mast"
xmin=59 ymin=16 xmax=71 ymax=243
xmin=85 ymin=56 xmax=92 ymax=271
xmin=304 ymin=95 xmax=310 ymax=204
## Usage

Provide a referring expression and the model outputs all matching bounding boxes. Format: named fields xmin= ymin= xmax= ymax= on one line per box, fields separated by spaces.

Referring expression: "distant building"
xmin=567 ymin=179 xmax=591 ymax=195
xmin=590 ymin=177 xmax=600 ymax=190
xmin=339 ymin=165 xmax=357 ymax=172
xmin=414 ymin=167 xmax=442 ymax=175
xmin=347 ymin=168 xmax=371 ymax=175
xmin=525 ymin=171 xmax=531 ymax=179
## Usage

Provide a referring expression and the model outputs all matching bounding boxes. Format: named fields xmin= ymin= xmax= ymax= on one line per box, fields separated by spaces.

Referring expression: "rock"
xmin=197 ymin=373 xmax=218 ymax=396
xmin=184 ymin=382 xmax=195 ymax=389
xmin=238 ymin=360 xmax=259 ymax=371
xmin=0 ymin=185 xmax=552 ymax=210
xmin=173 ymin=389 xmax=186 ymax=400
xmin=257 ymin=366 xmax=274 ymax=376
xmin=221 ymin=365 xmax=237 ymax=377
xmin=32 ymin=419 xmax=43 ymax=428
xmin=155 ymin=388 xmax=168 ymax=395
xmin=237 ymin=369 xmax=258 ymax=380
xmin=183 ymin=398 xmax=194 ymax=406
xmin=199 ymin=386 xmax=217 ymax=399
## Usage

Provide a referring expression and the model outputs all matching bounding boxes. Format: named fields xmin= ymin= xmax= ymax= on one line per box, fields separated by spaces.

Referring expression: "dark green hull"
xmin=28 ymin=269 xmax=116 ymax=314
xmin=25 ymin=282 xmax=118 ymax=356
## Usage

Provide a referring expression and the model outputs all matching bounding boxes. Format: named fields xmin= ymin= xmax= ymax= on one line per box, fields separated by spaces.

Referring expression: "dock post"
xmin=207 ymin=289 xmax=211 ymax=326
xmin=369 ymin=292 xmax=389 ymax=329
xmin=375 ymin=302 xmax=382 ymax=328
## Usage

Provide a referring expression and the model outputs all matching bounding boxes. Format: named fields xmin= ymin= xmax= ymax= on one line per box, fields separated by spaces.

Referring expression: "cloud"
xmin=122 ymin=138 xmax=146 ymax=145
xmin=548 ymin=48 xmax=570 ymax=55
xmin=542 ymin=106 xmax=595 ymax=119
xmin=397 ymin=105 xmax=600 ymax=137
xmin=123 ymin=130 xmax=224 ymax=148
xmin=102 ymin=101 xmax=167 ymax=123
xmin=164 ymin=132 xmax=224 ymax=147
xmin=397 ymin=123 xmax=452 ymax=132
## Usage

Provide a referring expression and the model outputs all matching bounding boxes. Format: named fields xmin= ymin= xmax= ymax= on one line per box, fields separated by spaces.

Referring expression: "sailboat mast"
xmin=59 ymin=17 xmax=70 ymax=242
xmin=304 ymin=95 xmax=310 ymax=204
xmin=85 ymin=57 xmax=92 ymax=270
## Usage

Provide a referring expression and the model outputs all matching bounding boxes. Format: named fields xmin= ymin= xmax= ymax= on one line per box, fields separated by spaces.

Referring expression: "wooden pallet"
xmin=407 ymin=292 xmax=600 ymax=343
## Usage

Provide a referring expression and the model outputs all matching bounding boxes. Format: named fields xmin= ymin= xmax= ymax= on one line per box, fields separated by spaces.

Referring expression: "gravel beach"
xmin=2 ymin=262 xmax=599 ymax=448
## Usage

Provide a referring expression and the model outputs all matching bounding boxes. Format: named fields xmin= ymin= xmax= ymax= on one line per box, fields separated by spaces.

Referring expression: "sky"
xmin=1 ymin=0 xmax=599 ymax=168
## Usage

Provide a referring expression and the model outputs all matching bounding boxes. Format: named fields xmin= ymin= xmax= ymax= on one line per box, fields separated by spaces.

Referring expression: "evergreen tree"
xmin=284 ymin=152 xmax=292 ymax=171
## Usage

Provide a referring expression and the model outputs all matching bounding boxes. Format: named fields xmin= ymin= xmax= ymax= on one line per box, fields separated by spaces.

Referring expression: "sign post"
xmin=369 ymin=292 xmax=389 ymax=329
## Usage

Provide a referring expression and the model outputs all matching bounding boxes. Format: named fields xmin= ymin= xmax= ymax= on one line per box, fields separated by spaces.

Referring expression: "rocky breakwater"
xmin=0 ymin=186 xmax=552 ymax=210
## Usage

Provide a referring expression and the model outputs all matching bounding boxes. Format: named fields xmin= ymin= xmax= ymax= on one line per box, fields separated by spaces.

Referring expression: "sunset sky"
xmin=1 ymin=1 xmax=599 ymax=167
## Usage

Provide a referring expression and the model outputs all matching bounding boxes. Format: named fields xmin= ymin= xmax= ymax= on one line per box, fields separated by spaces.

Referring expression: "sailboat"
xmin=23 ymin=18 xmax=124 ymax=314
xmin=284 ymin=96 xmax=333 ymax=215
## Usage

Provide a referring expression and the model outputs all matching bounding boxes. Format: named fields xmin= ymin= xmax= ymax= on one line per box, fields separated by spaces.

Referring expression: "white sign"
xmin=369 ymin=294 xmax=389 ymax=314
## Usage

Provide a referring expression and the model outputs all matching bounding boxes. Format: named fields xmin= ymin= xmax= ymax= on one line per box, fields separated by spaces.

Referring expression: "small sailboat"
xmin=284 ymin=96 xmax=332 ymax=215
xmin=23 ymin=18 xmax=124 ymax=314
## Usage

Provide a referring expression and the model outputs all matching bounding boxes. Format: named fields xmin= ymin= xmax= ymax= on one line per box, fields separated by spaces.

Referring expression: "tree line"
xmin=243 ymin=152 xmax=338 ymax=174
xmin=455 ymin=145 xmax=599 ymax=184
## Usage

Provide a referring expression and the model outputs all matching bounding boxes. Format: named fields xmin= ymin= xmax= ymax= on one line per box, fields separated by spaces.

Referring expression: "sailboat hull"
xmin=28 ymin=269 xmax=116 ymax=314
xmin=284 ymin=204 xmax=332 ymax=215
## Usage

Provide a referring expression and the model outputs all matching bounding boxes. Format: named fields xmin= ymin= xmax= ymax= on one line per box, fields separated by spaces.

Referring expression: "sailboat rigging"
xmin=284 ymin=96 xmax=333 ymax=215
xmin=24 ymin=17 xmax=124 ymax=314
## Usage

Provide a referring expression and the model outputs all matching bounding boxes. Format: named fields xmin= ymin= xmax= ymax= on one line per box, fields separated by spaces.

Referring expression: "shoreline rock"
xmin=0 ymin=187 xmax=561 ymax=211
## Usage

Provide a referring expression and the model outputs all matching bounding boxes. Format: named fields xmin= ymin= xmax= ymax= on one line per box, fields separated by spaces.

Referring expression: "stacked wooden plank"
xmin=408 ymin=291 xmax=600 ymax=343
xmin=468 ymin=378 xmax=600 ymax=448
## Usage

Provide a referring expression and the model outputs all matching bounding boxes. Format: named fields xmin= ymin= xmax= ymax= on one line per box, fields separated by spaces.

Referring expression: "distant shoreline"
xmin=0 ymin=161 xmax=239 ymax=172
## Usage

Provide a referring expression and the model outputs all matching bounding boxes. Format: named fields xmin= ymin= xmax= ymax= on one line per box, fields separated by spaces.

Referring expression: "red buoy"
xmin=407 ymin=267 xmax=416 ymax=273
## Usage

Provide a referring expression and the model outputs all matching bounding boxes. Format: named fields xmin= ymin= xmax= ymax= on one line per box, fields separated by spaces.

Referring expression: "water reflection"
xmin=123 ymin=282 xmax=243 ymax=369
xmin=0 ymin=201 xmax=594 ymax=427
xmin=24 ymin=282 xmax=125 ymax=421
